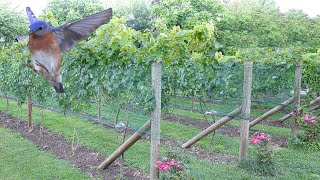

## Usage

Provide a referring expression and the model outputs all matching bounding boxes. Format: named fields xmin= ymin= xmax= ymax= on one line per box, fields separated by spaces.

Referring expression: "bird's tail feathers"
xmin=53 ymin=83 xmax=65 ymax=93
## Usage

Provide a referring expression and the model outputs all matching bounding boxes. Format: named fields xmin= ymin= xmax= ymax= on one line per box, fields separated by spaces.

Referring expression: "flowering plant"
xmin=156 ymin=157 xmax=184 ymax=180
xmin=249 ymin=132 xmax=274 ymax=175
xmin=303 ymin=114 xmax=317 ymax=125
xmin=296 ymin=114 xmax=320 ymax=149
xmin=251 ymin=132 xmax=270 ymax=145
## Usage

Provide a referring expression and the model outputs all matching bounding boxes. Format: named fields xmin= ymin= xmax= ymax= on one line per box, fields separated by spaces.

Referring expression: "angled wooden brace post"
xmin=249 ymin=97 xmax=295 ymax=128
xmin=182 ymin=106 xmax=242 ymax=148
xmin=98 ymin=120 xmax=151 ymax=170
xmin=278 ymin=96 xmax=320 ymax=123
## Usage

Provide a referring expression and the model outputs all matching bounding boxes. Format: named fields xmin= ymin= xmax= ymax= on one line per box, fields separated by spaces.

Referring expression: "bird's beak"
xmin=29 ymin=30 xmax=35 ymax=35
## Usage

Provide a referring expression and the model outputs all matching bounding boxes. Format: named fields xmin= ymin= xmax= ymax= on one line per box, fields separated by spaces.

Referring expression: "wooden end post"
xmin=292 ymin=60 xmax=302 ymax=139
xmin=239 ymin=61 xmax=253 ymax=160
xmin=150 ymin=62 xmax=162 ymax=180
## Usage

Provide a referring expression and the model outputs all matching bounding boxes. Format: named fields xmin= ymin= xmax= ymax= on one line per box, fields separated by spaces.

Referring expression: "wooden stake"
xmin=150 ymin=62 xmax=162 ymax=180
xmin=310 ymin=104 xmax=320 ymax=111
xmin=249 ymin=97 xmax=294 ymax=127
xmin=6 ymin=97 xmax=9 ymax=111
xmin=278 ymin=112 xmax=293 ymax=123
xmin=310 ymin=96 xmax=320 ymax=106
xmin=98 ymin=102 xmax=102 ymax=121
xmin=98 ymin=120 xmax=151 ymax=170
xmin=292 ymin=60 xmax=302 ymax=139
xmin=27 ymin=95 xmax=33 ymax=132
xmin=239 ymin=61 xmax=253 ymax=160
xmin=182 ymin=106 xmax=242 ymax=148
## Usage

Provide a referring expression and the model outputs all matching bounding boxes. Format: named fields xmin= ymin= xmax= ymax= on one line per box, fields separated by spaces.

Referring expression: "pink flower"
xmin=156 ymin=158 xmax=183 ymax=172
xmin=304 ymin=114 xmax=310 ymax=121
xmin=251 ymin=138 xmax=260 ymax=145
xmin=311 ymin=120 xmax=316 ymax=125
xmin=251 ymin=132 xmax=270 ymax=145
xmin=156 ymin=161 xmax=162 ymax=166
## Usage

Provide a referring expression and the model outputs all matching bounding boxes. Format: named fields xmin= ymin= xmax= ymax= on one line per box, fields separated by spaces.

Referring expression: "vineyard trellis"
xmin=0 ymin=17 xmax=320 ymax=178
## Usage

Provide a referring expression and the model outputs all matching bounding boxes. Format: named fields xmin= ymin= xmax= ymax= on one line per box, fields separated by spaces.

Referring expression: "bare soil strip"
xmin=163 ymin=114 xmax=288 ymax=147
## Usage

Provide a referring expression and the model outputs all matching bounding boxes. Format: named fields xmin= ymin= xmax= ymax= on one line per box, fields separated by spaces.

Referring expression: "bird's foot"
xmin=35 ymin=60 xmax=49 ymax=73
xmin=26 ymin=61 xmax=36 ymax=72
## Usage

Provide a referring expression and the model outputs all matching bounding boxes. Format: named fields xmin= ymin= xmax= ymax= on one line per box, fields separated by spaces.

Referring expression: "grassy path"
xmin=0 ymin=127 xmax=87 ymax=179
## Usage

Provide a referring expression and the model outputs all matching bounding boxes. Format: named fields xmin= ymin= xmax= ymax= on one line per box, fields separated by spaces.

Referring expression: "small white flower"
xmin=205 ymin=110 xmax=218 ymax=115
xmin=115 ymin=122 xmax=126 ymax=129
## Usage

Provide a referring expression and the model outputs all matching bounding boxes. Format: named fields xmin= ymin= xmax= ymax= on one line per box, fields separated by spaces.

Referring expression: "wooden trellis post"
xmin=150 ymin=62 xmax=162 ymax=180
xmin=292 ymin=60 xmax=302 ymax=139
xmin=239 ymin=61 xmax=253 ymax=160
xmin=27 ymin=95 xmax=33 ymax=132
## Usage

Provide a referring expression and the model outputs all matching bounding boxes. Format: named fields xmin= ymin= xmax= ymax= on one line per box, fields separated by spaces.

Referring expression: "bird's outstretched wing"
xmin=26 ymin=7 xmax=37 ymax=24
xmin=52 ymin=8 xmax=112 ymax=52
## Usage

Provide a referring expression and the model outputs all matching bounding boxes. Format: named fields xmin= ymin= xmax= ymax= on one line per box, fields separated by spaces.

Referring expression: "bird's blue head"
xmin=29 ymin=21 xmax=52 ymax=36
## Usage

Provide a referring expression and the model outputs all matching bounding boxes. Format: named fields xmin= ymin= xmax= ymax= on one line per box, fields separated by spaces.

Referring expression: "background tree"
xmin=216 ymin=0 xmax=285 ymax=53
xmin=116 ymin=0 xmax=152 ymax=31
xmin=0 ymin=1 xmax=27 ymax=46
xmin=42 ymin=0 xmax=105 ymax=25
xmin=151 ymin=0 xmax=225 ymax=30
xmin=283 ymin=10 xmax=319 ymax=50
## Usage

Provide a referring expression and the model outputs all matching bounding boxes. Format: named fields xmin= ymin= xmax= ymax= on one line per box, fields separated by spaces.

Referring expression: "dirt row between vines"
xmin=0 ymin=111 xmax=148 ymax=180
xmin=163 ymin=114 xmax=288 ymax=148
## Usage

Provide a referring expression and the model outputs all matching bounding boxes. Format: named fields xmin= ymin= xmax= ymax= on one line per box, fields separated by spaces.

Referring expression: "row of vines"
xmin=0 ymin=17 xmax=320 ymax=111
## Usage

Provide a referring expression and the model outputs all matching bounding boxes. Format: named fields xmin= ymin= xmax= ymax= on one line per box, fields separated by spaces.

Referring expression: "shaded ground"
xmin=163 ymin=114 xmax=288 ymax=147
xmin=0 ymin=111 xmax=147 ymax=180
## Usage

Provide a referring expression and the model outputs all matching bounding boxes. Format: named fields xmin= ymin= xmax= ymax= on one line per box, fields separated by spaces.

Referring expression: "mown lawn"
xmin=0 ymin=127 xmax=87 ymax=179
xmin=0 ymin=98 xmax=319 ymax=179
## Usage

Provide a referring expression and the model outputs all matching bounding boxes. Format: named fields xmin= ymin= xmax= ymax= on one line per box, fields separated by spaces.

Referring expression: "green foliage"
xmin=0 ymin=1 xmax=28 ymax=46
xmin=151 ymin=0 xmax=224 ymax=30
xmin=216 ymin=0 xmax=320 ymax=53
xmin=115 ymin=0 xmax=152 ymax=31
xmin=217 ymin=0 xmax=284 ymax=50
xmin=302 ymin=53 xmax=320 ymax=94
xmin=42 ymin=0 xmax=105 ymax=24
xmin=283 ymin=10 xmax=319 ymax=49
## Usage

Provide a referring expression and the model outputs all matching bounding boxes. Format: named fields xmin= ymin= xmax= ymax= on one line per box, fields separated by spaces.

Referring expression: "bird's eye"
xmin=39 ymin=26 xmax=43 ymax=30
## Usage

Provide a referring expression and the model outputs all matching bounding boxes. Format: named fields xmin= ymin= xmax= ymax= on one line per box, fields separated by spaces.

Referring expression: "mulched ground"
xmin=163 ymin=114 xmax=288 ymax=147
xmin=0 ymin=111 xmax=148 ymax=180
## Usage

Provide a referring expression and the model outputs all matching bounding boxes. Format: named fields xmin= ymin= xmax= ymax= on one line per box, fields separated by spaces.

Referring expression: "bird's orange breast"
xmin=28 ymin=32 xmax=60 ymax=54
xmin=28 ymin=32 xmax=62 ymax=71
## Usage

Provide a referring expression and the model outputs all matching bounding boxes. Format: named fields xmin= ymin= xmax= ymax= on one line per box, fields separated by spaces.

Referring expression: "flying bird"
xmin=26 ymin=7 xmax=112 ymax=93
